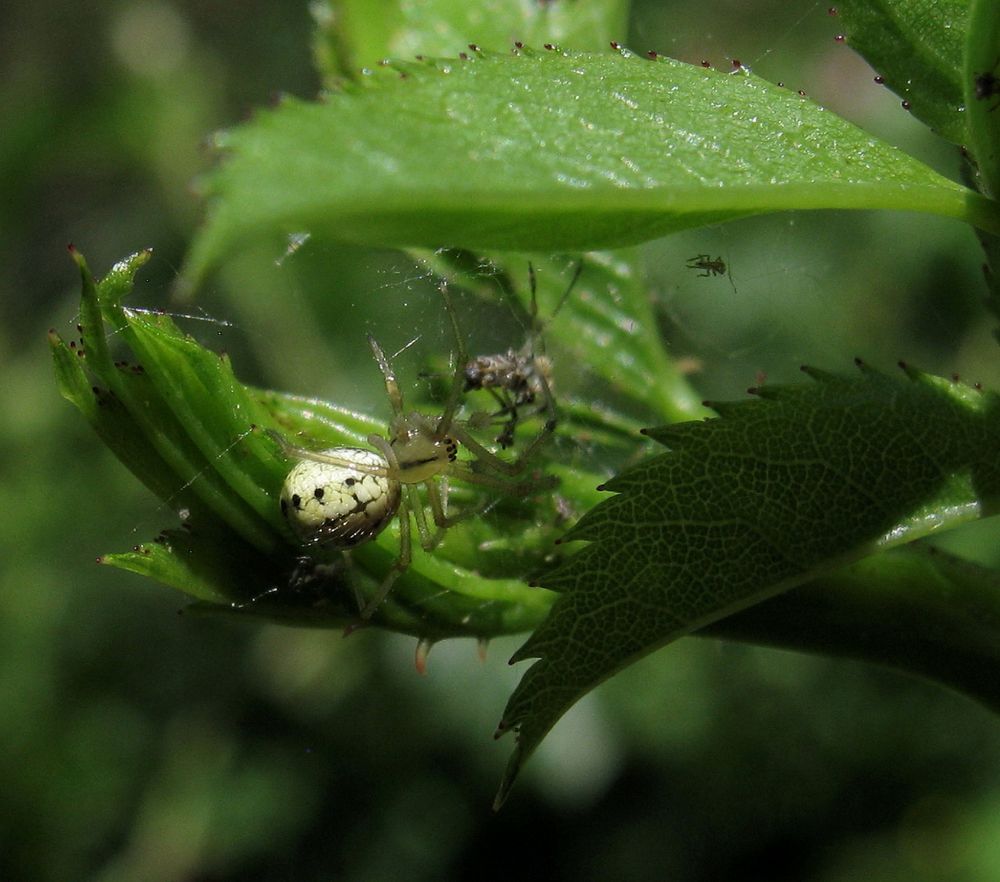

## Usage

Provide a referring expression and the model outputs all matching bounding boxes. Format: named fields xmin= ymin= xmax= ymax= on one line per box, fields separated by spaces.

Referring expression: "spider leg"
xmin=527 ymin=261 xmax=538 ymax=321
xmin=450 ymin=415 xmax=556 ymax=477
xmin=496 ymin=417 xmax=518 ymax=450
xmin=367 ymin=334 xmax=405 ymax=417
xmin=408 ymin=482 xmax=443 ymax=549
xmin=444 ymin=457 xmax=557 ymax=495
xmin=487 ymin=387 xmax=514 ymax=415
xmin=424 ymin=477 xmax=471 ymax=543
xmin=405 ymin=475 xmax=487 ymax=549
xmin=342 ymin=550 xmax=366 ymax=613
xmin=350 ymin=432 xmax=411 ymax=618
xmin=497 ymin=262 xmax=578 ymax=450
xmin=522 ymin=258 xmax=580 ymax=357
xmin=523 ymin=361 xmax=558 ymax=454
xmin=267 ymin=429 xmax=393 ymax=481
xmin=484 ymin=387 xmax=520 ymax=448
xmin=359 ymin=504 xmax=411 ymax=618
xmin=548 ymin=259 xmax=583 ymax=323
xmin=359 ymin=478 xmax=468 ymax=616
xmin=434 ymin=281 xmax=471 ymax=435
xmin=425 ymin=472 xmax=506 ymax=532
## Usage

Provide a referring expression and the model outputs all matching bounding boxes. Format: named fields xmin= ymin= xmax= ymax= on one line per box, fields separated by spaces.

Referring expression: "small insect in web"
xmin=463 ymin=261 xmax=582 ymax=451
xmin=273 ymin=283 xmax=556 ymax=619
xmin=974 ymin=58 xmax=1000 ymax=111
xmin=686 ymin=254 xmax=727 ymax=278
xmin=685 ymin=252 xmax=739 ymax=295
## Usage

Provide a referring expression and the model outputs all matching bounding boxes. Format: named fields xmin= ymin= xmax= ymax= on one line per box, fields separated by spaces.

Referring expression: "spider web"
xmin=627 ymin=0 xmax=988 ymax=398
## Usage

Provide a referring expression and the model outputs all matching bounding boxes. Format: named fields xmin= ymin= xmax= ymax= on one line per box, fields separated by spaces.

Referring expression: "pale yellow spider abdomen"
xmin=280 ymin=447 xmax=401 ymax=547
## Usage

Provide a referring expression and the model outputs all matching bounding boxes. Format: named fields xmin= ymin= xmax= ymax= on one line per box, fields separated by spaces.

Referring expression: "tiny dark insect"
xmin=974 ymin=58 xmax=1000 ymax=111
xmin=686 ymin=254 xmax=727 ymax=277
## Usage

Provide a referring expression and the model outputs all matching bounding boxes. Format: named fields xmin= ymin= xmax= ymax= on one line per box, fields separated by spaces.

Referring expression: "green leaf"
xmin=182 ymin=48 xmax=998 ymax=289
xmin=495 ymin=362 xmax=1000 ymax=806
xmin=837 ymin=0 xmax=969 ymax=144
xmin=100 ymin=528 xmax=282 ymax=606
xmin=54 ymin=249 xmax=591 ymax=639
xmin=706 ymin=546 xmax=1000 ymax=714
xmin=311 ymin=0 xmax=630 ymax=83
xmin=70 ymin=248 xmax=288 ymax=553
xmin=964 ymin=0 xmax=1000 ymax=331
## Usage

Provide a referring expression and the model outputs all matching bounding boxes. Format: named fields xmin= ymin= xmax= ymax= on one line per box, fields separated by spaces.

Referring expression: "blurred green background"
xmin=4 ymin=1 xmax=1000 ymax=880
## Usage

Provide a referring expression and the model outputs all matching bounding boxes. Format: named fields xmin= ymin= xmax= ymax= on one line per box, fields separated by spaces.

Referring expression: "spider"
xmin=273 ymin=284 xmax=556 ymax=619
xmin=685 ymin=254 xmax=727 ymax=277
xmin=463 ymin=261 xmax=581 ymax=450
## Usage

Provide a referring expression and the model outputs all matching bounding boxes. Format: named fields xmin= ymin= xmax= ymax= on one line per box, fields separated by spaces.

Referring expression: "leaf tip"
xmin=508 ymin=640 xmax=535 ymax=664
xmin=68 ymin=244 xmax=90 ymax=278
xmin=414 ymin=637 xmax=433 ymax=675
xmin=342 ymin=620 xmax=367 ymax=638
xmin=800 ymin=365 xmax=842 ymax=383
xmin=492 ymin=742 xmax=524 ymax=811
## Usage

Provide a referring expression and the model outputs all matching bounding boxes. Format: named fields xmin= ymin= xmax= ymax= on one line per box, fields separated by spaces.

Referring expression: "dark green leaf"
xmin=495 ymin=362 xmax=1000 ymax=806
xmin=707 ymin=546 xmax=1000 ymax=715
xmin=837 ymin=0 xmax=969 ymax=144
